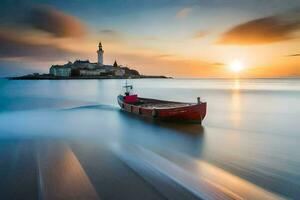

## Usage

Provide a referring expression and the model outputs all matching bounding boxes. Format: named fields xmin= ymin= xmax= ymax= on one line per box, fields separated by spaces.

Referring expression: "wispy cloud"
xmin=0 ymin=32 xmax=78 ymax=61
xmin=286 ymin=53 xmax=300 ymax=57
xmin=27 ymin=5 xmax=86 ymax=38
xmin=211 ymin=62 xmax=225 ymax=66
xmin=154 ymin=54 xmax=173 ymax=58
xmin=217 ymin=10 xmax=300 ymax=45
xmin=193 ymin=31 xmax=209 ymax=39
xmin=100 ymin=29 xmax=121 ymax=37
xmin=176 ymin=7 xmax=192 ymax=19
xmin=99 ymin=29 xmax=123 ymax=43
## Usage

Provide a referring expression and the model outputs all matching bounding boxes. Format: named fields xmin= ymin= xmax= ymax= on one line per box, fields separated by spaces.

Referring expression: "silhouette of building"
xmin=113 ymin=60 xmax=119 ymax=68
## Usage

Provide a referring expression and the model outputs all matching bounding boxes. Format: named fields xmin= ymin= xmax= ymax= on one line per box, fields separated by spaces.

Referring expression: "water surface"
xmin=0 ymin=78 xmax=299 ymax=199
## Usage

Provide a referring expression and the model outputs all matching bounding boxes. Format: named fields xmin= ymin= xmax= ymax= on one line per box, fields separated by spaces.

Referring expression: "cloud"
xmin=100 ymin=29 xmax=121 ymax=37
xmin=286 ymin=53 xmax=300 ymax=57
xmin=27 ymin=5 xmax=86 ymax=38
xmin=99 ymin=29 xmax=124 ymax=43
xmin=0 ymin=32 xmax=78 ymax=61
xmin=154 ymin=54 xmax=173 ymax=58
xmin=176 ymin=7 xmax=192 ymax=19
xmin=193 ymin=31 xmax=209 ymax=39
xmin=211 ymin=62 xmax=225 ymax=66
xmin=217 ymin=11 xmax=300 ymax=45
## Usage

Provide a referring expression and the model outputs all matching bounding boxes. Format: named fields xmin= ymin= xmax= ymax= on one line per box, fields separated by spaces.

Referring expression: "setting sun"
xmin=229 ymin=60 xmax=244 ymax=73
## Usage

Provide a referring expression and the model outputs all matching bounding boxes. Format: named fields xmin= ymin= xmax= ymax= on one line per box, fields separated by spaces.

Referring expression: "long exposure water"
xmin=0 ymin=78 xmax=299 ymax=200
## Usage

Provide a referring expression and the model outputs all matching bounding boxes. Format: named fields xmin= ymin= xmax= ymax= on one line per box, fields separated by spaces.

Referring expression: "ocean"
xmin=0 ymin=78 xmax=299 ymax=200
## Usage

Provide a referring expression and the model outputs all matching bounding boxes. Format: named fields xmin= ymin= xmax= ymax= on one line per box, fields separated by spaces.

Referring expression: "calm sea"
xmin=0 ymin=78 xmax=299 ymax=200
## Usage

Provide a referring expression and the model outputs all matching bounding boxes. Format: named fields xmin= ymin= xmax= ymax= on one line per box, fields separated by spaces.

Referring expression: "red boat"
xmin=117 ymin=83 xmax=207 ymax=124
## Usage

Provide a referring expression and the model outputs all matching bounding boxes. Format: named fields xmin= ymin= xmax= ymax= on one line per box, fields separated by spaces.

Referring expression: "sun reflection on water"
xmin=233 ymin=79 xmax=240 ymax=90
xmin=231 ymin=79 xmax=241 ymax=126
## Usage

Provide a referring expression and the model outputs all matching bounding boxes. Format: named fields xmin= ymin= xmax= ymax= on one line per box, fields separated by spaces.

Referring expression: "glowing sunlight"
xmin=229 ymin=60 xmax=244 ymax=73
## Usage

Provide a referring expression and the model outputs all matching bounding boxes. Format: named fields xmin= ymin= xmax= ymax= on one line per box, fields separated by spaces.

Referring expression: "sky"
xmin=0 ymin=0 xmax=300 ymax=78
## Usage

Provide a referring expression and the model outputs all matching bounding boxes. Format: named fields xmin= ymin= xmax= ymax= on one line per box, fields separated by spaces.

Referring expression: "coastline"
xmin=8 ymin=74 xmax=171 ymax=80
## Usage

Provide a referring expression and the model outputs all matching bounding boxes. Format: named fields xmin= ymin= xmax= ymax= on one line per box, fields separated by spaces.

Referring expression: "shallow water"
xmin=0 ymin=78 xmax=299 ymax=199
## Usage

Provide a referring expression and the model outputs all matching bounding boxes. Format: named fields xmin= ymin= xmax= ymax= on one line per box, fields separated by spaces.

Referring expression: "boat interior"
xmin=128 ymin=97 xmax=194 ymax=109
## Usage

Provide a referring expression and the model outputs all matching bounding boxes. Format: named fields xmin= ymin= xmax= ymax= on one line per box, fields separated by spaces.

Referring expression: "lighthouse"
xmin=97 ymin=42 xmax=104 ymax=65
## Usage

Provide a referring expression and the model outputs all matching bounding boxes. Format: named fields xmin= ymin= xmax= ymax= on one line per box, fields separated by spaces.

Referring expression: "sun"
xmin=229 ymin=60 xmax=244 ymax=73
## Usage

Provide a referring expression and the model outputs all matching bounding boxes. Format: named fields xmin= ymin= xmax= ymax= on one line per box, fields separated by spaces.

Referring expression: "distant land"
xmin=9 ymin=42 xmax=169 ymax=80
xmin=9 ymin=74 xmax=169 ymax=80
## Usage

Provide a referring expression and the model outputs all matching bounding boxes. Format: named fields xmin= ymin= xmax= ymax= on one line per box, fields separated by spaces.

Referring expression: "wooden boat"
xmin=117 ymin=83 xmax=207 ymax=124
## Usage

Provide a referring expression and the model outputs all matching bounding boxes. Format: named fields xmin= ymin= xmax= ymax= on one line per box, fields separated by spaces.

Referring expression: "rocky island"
xmin=9 ymin=42 xmax=169 ymax=80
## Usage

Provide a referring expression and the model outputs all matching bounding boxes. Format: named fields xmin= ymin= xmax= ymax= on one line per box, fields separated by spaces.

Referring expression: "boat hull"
xmin=117 ymin=95 xmax=207 ymax=124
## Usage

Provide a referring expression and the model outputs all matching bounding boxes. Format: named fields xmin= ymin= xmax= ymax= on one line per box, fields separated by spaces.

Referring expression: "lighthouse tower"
xmin=97 ymin=42 xmax=104 ymax=65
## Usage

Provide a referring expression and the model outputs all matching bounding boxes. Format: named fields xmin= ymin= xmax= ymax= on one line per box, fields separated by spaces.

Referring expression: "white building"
xmin=49 ymin=42 xmax=139 ymax=77
xmin=97 ymin=42 xmax=104 ymax=65
xmin=49 ymin=66 xmax=71 ymax=77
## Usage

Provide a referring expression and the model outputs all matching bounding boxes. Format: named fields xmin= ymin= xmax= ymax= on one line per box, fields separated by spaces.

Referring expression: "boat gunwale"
xmin=118 ymin=95 xmax=205 ymax=111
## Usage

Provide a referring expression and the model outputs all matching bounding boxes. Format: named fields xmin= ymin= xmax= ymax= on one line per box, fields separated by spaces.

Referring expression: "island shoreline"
xmin=8 ymin=75 xmax=171 ymax=80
